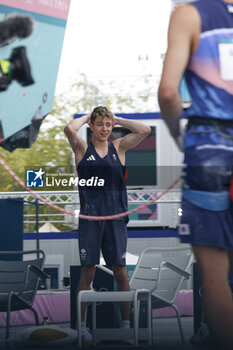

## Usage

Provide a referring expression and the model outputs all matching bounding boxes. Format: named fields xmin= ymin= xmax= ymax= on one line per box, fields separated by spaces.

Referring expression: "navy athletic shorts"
xmin=179 ymin=144 xmax=233 ymax=249
xmin=78 ymin=219 xmax=128 ymax=266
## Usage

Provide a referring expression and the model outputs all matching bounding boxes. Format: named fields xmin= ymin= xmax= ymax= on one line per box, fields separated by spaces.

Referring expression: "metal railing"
xmin=0 ymin=189 xmax=181 ymax=230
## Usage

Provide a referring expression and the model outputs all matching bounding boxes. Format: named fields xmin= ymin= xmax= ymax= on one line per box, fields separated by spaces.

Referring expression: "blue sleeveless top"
xmin=77 ymin=142 xmax=128 ymax=217
xmin=184 ymin=0 xmax=233 ymax=147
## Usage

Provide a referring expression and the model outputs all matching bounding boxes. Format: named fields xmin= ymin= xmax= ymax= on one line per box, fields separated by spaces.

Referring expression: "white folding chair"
xmin=129 ymin=246 xmax=193 ymax=344
xmin=77 ymin=246 xmax=193 ymax=346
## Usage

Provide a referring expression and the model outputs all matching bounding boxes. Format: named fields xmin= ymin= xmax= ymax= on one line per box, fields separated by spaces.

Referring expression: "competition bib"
xmin=219 ymin=39 xmax=233 ymax=81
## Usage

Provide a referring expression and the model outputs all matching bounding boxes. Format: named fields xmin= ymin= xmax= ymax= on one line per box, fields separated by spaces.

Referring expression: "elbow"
xmin=63 ymin=125 xmax=68 ymax=135
xmin=139 ymin=125 xmax=151 ymax=137
xmin=158 ymin=86 xmax=178 ymax=108
xmin=144 ymin=125 xmax=151 ymax=136
xmin=64 ymin=124 xmax=73 ymax=137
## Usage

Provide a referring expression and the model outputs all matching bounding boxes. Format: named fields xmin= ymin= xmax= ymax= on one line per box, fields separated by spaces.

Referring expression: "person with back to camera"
xmin=158 ymin=1 xmax=233 ymax=349
xmin=64 ymin=106 xmax=150 ymax=345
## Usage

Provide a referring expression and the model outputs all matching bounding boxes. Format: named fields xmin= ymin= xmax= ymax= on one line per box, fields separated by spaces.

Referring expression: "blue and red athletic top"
xmin=185 ymin=0 xmax=233 ymax=119
xmin=77 ymin=142 xmax=128 ymax=217
xmin=184 ymin=0 xmax=233 ymax=147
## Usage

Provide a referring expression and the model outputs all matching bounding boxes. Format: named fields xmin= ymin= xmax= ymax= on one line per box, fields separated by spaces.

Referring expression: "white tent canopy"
xmin=39 ymin=222 xmax=60 ymax=232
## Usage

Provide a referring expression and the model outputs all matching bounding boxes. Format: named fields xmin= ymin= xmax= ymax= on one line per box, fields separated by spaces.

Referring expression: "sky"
xmin=55 ymin=0 xmax=172 ymax=93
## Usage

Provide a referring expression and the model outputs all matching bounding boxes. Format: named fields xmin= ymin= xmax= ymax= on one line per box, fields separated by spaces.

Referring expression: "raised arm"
xmin=64 ymin=114 xmax=90 ymax=165
xmin=158 ymin=4 xmax=200 ymax=149
xmin=112 ymin=116 xmax=151 ymax=164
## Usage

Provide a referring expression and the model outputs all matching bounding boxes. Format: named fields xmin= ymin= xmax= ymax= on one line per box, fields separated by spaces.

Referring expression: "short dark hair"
xmin=90 ymin=106 xmax=114 ymax=123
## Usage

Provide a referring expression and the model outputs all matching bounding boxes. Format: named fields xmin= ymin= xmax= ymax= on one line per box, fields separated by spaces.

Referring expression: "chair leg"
xmin=171 ymin=304 xmax=185 ymax=344
xmin=147 ymin=294 xmax=152 ymax=346
xmin=92 ymin=302 xmax=96 ymax=345
xmin=77 ymin=292 xmax=83 ymax=348
xmin=6 ymin=307 xmax=11 ymax=343
xmin=133 ymin=292 xmax=139 ymax=347
xmin=31 ymin=306 xmax=39 ymax=325
xmin=6 ymin=293 xmax=13 ymax=343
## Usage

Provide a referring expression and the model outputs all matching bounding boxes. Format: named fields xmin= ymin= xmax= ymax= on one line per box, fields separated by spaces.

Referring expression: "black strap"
xmin=187 ymin=116 xmax=233 ymax=129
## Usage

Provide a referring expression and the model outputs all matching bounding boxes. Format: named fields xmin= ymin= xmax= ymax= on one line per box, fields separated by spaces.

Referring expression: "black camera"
xmin=0 ymin=46 xmax=34 ymax=91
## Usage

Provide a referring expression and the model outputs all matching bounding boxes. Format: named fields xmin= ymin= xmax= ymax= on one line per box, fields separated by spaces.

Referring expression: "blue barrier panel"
xmin=0 ymin=198 xmax=23 ymax=257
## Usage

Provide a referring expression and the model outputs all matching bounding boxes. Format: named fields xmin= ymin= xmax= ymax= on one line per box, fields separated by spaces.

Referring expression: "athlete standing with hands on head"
xmin=158 ymin=1 xmax=233 ymax=349
xmin=64 ymin=106 xmax=150 ymax=344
